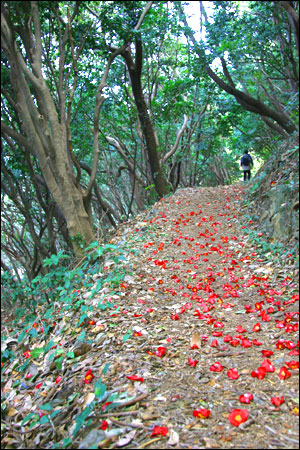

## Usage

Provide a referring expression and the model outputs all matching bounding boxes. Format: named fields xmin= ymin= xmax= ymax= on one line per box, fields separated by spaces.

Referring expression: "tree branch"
xmin=161 ymin=115 xmax=189 ymax=164
xmin=134 ymin=1 xmax=153 ymax=31
xmin=31 ymin=1 xmax=43 ymax=76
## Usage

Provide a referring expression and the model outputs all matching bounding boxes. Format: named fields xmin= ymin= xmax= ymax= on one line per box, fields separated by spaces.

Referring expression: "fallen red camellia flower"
xmin=227 ymin=368 xmax=240 ymax=379
xmin=150 ymin=425 xmax=169 ymax=437
xmin=285 ymin=360 xmax=299 ymax=369
xmin=193 ymin=408 xmax=211 ymax=419
xmin=84 ymin=369 xmax=94 ymax=384
xmin=251 ymin=366 xmax=267 ymax=379
xmin=262 ymin=359 xmax=275 ymax=372
xmin=209 ymin=362 xmax=224 ymax=372
xmin=100 ymin=420 xmax=108 ymax=430
xmin=241 ymin=338 xmax=252 ymax=348
xmin=278 ymin=366 xmax=291 ymax=380
xmin=188 ymin=358 xmax=198 ymax=367
xmin=156 ymin=347 xmax=166 ymax=357
xmin=252 ymin=323 xmax=261 ymax=332
xmin=271 ymin=396 xmax=285 ymax=406
xmin=239 ymin=393 xmax=253 ymax=404
xmin=171 ymin=314 xmax=180 ymax=321
xmin=228 ymin=409 xmax=249 ymax=427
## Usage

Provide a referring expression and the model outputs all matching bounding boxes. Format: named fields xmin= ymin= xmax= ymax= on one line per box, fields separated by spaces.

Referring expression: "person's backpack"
xmin=241 ymin=153 xmax=252 ymax=166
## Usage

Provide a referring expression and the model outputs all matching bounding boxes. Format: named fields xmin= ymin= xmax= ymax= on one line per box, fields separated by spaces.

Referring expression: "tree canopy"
xmin=1 ymin=0 xmax=299 ymax=283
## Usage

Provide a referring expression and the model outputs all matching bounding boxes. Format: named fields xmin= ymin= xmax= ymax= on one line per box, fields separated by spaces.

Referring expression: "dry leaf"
xmin=7 ymin=407 xmax=18 ymax=416
xmin=190 ymin=332 xmax=201 ymax=349
xmin=91 ymin=325 xmax=104 ymax=333
xmin=82 ymin=392 xmax=95 ymax=409
xmin=167 ymin=429 xmax=179 ymax=446
xmin=117 ymin=429 xmax=136 ymax=447
xmin=73 ymin=343 xmax=91 ymax=357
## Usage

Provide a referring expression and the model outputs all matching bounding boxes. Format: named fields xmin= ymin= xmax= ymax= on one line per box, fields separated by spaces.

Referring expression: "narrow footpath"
xmin=2 ymin=185 xmax=298 ymax=449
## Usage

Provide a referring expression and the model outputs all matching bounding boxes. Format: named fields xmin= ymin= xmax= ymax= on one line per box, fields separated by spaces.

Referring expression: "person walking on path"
xmin=240 ymin=150 xmax=253 ymax=181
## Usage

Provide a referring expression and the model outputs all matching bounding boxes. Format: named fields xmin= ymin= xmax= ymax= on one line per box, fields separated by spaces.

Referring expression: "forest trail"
xmin=2 ymin=185 xmax=299 ymax=449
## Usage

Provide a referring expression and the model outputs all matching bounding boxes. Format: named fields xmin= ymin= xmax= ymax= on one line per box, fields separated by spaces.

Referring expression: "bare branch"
xmin=85 ymin=45 xmax=127 ymax=198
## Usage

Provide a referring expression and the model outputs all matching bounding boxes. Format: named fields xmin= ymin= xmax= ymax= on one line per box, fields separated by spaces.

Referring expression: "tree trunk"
xmin=121 ymin=38 xmax=168 ymax=198
xmin=1 ymin=4 xmax=96 ymax=258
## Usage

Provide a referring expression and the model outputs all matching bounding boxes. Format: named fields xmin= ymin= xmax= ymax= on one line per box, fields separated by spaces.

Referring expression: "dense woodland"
xmin=1 ymin=0 xmax=299 ymax=299
xmin=1 ymin=2 xmax=299 ymax=448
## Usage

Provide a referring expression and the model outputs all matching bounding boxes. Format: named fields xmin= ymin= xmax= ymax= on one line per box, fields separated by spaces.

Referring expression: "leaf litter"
xmin=1 ymin=185 xmax=299 ymax=449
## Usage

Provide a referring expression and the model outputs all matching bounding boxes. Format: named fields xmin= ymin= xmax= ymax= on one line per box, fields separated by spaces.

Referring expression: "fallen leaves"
xmin=190 ymin=332 xmax=201 ymax=349
xmin=1 ymin=185 xmax=299 ymax=450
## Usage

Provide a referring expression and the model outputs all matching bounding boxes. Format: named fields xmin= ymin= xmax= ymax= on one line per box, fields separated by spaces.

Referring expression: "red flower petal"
xmin=261 ymin=350 xmax=273 ymax=358
xmin=212 ymin=330 xmax=223 ymax=336
xmin=210 ymin=339 xmax=219 ymax=347
xmin=102 ymin=401 xmax=112 ymax=411
xmin=252 ymin=323 xmax=261 ymax=332
xmin=271 ymin=396 xmax=285 ymax=406
xmin=241 ymin=339 xmax=252 ymax=348
xmin=228 ymin=409 xmax=249 ymax=427
xmin=188 ymin=358 xmax=199 ymax=367
xmin=126 ymin=375 xmax=144 ymax=382
xmin=150 ymin=426 xmax=169 ymax=437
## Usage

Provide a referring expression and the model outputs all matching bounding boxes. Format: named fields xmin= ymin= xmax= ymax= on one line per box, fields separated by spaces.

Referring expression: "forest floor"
xmin=1 ymin=184 xmax=299 ymax=449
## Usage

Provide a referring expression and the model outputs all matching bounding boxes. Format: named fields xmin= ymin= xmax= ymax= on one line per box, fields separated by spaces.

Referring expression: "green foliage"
xmin=43 ymin=251 xmax=70 ymax=267
xmin=244 ymin=227 xmax=299 ymax=266
xmin=1 ymin=239 xmax=132 ymax=372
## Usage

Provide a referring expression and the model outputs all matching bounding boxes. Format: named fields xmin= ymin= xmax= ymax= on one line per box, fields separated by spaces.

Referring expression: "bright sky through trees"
xmin=184 ymin=1 xmax=214 ymax=40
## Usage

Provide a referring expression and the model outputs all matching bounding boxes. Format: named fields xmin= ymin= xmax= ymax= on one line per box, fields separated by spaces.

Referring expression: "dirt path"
xmin=2 ymin=185 xmax=298 ymax=449
xmin=96 ymin=184 xmax=298 ymax=449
